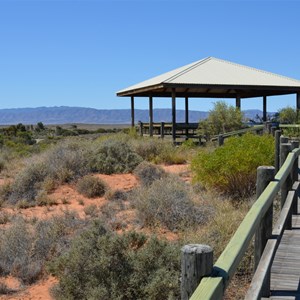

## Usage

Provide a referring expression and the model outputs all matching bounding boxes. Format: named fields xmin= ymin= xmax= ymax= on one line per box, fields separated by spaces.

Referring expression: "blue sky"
xmin=0 ymin=0 xmax=300 ymax=112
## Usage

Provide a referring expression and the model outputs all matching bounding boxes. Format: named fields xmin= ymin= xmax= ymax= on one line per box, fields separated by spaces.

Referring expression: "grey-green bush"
xmin=76 ymin=175 xmax=107 ymax=198
xmin=134 ymin=161 xmax=166 ymax=186
xmin=132 ymin=175 xmax=211 ymax=230
xmin=90 ymin=138 xmax=142 ymax=174
xmin=49 ymin=220 xmax=180 ymax=300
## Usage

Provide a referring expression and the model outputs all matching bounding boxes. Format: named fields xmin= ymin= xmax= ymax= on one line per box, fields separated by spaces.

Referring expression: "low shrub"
xmin=76 ymin=175 xmax=107 ymax=198
xmin=130 ymin=138 xmax=186 ymax=164
xmin=191 ymin=133 xmax=275 ymax=199
xmin=0 ymin=212 xmax=86 ymax=284
xmin=90 ymin=138 xmax=143 ymax=174
xmin=132 ymin=175 xmax=210 ymax=230
xmin=49 ymin=220 xmax=180 ymax=300
xmin=134 ymin=161 xmax=166 ymax=186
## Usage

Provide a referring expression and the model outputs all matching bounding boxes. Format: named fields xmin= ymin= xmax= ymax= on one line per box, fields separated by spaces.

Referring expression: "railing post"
xmin=275 ymin=130 xmax=282 ymax=173
xmin=218 ymin=134 xmax=224 ymax=146
xmin=180 ymin=244 xmax=213 ymax=300
xmin=280 ymin=143 xmax=292 ymax=208
xmin=139 ymin=121 xmax=143 ymax=137
xmin=255 ymin=166 xmax=275 ymax=271
xmin=291 ymin=140 xmax=299 ymax=183
xmin=160 ymin=122 xmax=165 ymax=139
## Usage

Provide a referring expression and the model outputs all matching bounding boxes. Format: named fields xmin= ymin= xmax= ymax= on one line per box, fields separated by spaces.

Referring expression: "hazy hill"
xmin=0 ymin=106 xmax=267 ymax=125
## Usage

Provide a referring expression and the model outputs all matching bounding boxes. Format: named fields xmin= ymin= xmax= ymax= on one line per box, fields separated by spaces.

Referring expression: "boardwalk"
xmin=267 ymin=204 xmax=300 ymax=299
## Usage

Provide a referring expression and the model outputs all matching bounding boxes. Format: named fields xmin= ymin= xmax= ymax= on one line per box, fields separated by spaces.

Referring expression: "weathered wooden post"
xmin=280 ymin=143 xmax=292 ymax=208
xmin=139 ymin=121 xmax=143 ymax=137
xmin=274 ymin=130 xmax=282 ymax=173
xmin=181 ymin=244 xmax=213 ymax=300
xmin=271 ymin=126 xmax=277 ymax=136
xmin=255 ymin=166 xmax=275 ymax=271
xmin=291 ymin=140 xmax=299 ymax=183
xmin=218 ymin=134 xmax=224 ymax=146
xmin=160 ymin=122 xmax=165 ymax=139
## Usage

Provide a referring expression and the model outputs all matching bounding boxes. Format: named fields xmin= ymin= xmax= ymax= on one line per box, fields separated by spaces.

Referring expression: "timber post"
xmin=160 ymin=122 xmax=165 ymax=139
xmin=180 ymin=244 xmax=213 ymax=300
xmin=218 ymin=134 xmax=224 ymax=146
xmin=139 ymin=121 xmax=143 ymax=137
xmin=280 ymin=143 xmax=292 ymax=208
xmin=254 ymin=166 xmax=275 ymax=272
xmin=291 ymin=140 xmax=299 ymax=183
xmin=275 ymin=130 xmax=282 ymax=173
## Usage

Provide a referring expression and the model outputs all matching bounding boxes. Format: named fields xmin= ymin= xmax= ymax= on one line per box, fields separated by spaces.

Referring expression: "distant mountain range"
xmin=0 ymin=106 xmax=271 ymax=125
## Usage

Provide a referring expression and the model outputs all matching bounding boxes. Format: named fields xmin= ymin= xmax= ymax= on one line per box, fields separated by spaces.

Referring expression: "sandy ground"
xmin=0 ymin=164 xmax=190 ymax=300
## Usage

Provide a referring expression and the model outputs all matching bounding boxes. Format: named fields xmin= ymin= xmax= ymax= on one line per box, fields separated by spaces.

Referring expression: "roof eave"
xmin=116 ymin=84 xmax=164 ymax=97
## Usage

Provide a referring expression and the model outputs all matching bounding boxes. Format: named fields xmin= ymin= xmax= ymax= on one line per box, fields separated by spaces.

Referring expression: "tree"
xmin=278 ymin=107 xmax=298 ymax=124
xmin=198 ymin=101 xmax=243 ymax=138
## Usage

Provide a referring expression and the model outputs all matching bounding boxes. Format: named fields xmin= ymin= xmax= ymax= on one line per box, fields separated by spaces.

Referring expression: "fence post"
xmin=160 ymin=122 xmax=165 ymax=139
xmin=180 ymin=244 xmax=213 ymax=300
xmin=255 ymin=166 xmax=275 ymax=272
xmin=280 ymin=143 xmax=292 ymax=208
xmin=275 ymin=130 xmax=282 ymax=173
xmin=291 ymin=140 xmax=299 ymax=183
xmin=218 ymin=134 xmax=224 ymax=146
xmin=139 ymin=121 xmax=143 ymax=137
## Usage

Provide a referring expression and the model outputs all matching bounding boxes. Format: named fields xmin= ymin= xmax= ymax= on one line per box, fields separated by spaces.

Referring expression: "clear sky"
xmin=0 ymin=0 xmax=300 ymax=112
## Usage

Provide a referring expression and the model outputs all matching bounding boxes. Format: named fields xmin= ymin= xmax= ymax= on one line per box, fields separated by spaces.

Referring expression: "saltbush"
xmin=49 ymin=220 xmax=180 ymax=300
xmin=191 ymin=133 xmax=275 ymax=198
xmin=90 ymin=138 xmax=143 ymax=174
xmin=0 ymin=212 xmax=85 ymax=284
xmin=130 ymin=138 xmax=186 ymax=164
xmin=133 ymin=161 xmax=166 ymax=186
xmin=77 ymin=175 xmax=107 ymax=198
xmin=132 ymin=175 xmax=210 ymax=230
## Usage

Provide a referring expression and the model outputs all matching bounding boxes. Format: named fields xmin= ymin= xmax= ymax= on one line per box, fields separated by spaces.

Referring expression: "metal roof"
xmin=117 ymin=57 xmax=300 ymax=98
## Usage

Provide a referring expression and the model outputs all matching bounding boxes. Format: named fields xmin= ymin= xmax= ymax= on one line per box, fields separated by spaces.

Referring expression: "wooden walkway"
xmin=266 ymin=203 xmax=300 ymax=299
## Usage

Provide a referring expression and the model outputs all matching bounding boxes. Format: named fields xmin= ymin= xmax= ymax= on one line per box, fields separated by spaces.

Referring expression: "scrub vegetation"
xmin=0 ymin=121 xmax=277 ymax=299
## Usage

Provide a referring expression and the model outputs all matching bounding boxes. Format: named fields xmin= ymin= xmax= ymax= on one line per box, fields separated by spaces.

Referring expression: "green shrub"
xmin=132 ymin=175 xmax=210 ymax=230
xmin=49 ymin=220 xmax=180 ymax=300
xmin=90 ymin=138 xmax=143 ymax=174
xmin=134 ymin=161 xmax=166 ymax=186
xmin=191 ymin=133 xmax=275 ymax=198
xmin=77 ymin=175 xmax=107 ymax=198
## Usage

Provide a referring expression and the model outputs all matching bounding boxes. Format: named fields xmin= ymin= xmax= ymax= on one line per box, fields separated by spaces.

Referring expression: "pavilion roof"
xmin=117 ymin=57 xmax=300 ymax=98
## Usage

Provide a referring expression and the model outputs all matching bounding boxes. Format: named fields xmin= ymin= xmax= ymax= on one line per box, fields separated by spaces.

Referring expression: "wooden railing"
xmin=211 ymin=125 xmax=264 ymax=146
xmin=138 ymin=122 xmax=265 ymax=144
xmin=181 ymin=134 xmax=300 ymax=299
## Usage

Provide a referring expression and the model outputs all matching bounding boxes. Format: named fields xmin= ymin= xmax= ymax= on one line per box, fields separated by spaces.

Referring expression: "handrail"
xmin=190 ymin=148 xmax=300 ymax=300
xmin=210 ymin=125 xmax=264 ymax=142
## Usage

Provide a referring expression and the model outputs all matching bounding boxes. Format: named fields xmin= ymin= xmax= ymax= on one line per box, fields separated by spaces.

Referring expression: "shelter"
xmin=116 ymin=57 xmax=300 ymax=141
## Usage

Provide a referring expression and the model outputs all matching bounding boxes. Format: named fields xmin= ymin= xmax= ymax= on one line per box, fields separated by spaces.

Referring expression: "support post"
xmin=218 ymin=134 xmax=224 ymax=146
xmin=236 ymin=95 xmax=241 ymax=109
xmin=172 ymin=89 xmax=176 ymax=143
xmin=275 ymin=130 xmax=282 ymax=173
xmin=280 ymin=143 xmax=292 ymax=208
xmin=180 ymin=244 xmax=213 ymax=300
xmin=185 ymin=96 xmax=189 ymax=138
xmin=254 ymin=166 xmax=275 ymax=271
xmin=131 ymin=96 xmax=135 ymax=127
xmin=149 ymin=96 xmax=153 ymax=137
xmin=160 ymin=122 xmax=165 ymax=139
xmin=139 ymin=121 xmax=143 ymax=137
xmin=297 ymin=93 xmax=300 ymax=117
xmin=263 ymin=96 xmax=267 ymax=122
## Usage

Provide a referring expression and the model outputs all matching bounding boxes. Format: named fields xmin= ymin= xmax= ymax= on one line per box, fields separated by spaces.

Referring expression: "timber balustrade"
xmin=181 ymin=135 xmax=300 ymax=300
xmin=138 ymin=121 xmax=264 ymax=145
